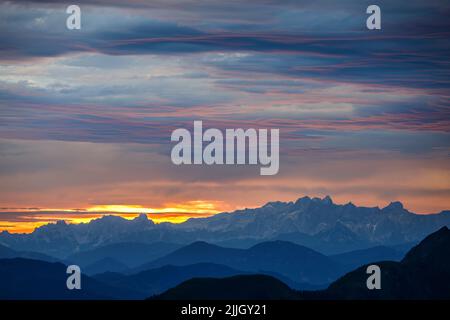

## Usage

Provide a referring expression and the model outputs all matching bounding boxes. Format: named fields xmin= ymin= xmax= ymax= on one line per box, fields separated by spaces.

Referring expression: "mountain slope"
xmin=311 ymin=226 xmax=450 ymax=299
xmin=330 ymin=245 xmax=405 ymax=271
xmin=0 ymin=243 xmax=16 ymax=257
xmin=84 ymin=257 xmax=130 ymax=275
xmin=68 ymin=241 xmax=180 ymax=269
xmin=0 ymin=243 xmax=61 ymax=263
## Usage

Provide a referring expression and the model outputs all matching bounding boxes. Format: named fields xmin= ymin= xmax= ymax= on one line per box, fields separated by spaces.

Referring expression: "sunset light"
xmin=0 ymin=201 xmax=227 ymax=233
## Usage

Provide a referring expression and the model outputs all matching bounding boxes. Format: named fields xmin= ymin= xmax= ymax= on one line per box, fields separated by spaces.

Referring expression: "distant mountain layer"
xmin=0 ymin=243 xmax=61 ymax=263
xmin=93 ymin=240 xmax=407 ymax=290
xmin=94 ymin=263 xmax=247 ymax=298
xmin=330 ymin=245 xmax=405 ymax=271
xmin=0 ymin=238 xmax=407 ymax=296
xmin=67 ymin=242 xmax=181 ymax=273
xmin=84 ymin=257 xmax=130 ymax=275
xmin=152 ymin=227 xmax=450 ymax=300
xmin=1 ymin=227 xmax=449 ymax=300
xmin=135 ymin=240 xmax=343 ymax=285
xmin=1 ymin=196 xmax=448 ymax=257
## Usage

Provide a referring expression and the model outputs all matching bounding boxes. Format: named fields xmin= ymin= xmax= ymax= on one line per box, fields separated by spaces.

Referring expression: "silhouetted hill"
xmin=68 ymin=241 xmax=180 ymax=270
xmin=152 ymin=275 xmax=300 ymax=300
xmin=0 ymin=258 xmax=141 ymax=299
xmin=0 ymin=243 xmax=16 ymax=257
xmin=0 ymin=243 xmax=60 ymax=263
xmin=84 ymin=257 xmax=130 ymax=275
xmin=307 ymin=226 xmax=450 ymax=299
xmin=136 ymin=240 xmax=343 ymax=285
xmin=94 ymin=263 xmax=247 ymax=298
xmin=330 ymin=245 xmax=405 ymax=271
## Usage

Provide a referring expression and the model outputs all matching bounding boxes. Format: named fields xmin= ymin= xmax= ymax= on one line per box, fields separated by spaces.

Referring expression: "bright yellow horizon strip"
xmin=0 ymin=201 xmax=227 ymax=234
xmin=86 ymin=201 xmax=222 ymax=215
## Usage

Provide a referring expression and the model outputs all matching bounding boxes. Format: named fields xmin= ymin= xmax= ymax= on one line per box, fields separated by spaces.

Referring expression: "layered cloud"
xmin=0 ymin=0 xmax=449 ymax=231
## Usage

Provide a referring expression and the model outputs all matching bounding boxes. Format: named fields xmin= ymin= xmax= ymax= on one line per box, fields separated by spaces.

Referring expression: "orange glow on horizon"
xmin=0 ymin=200 xmax=227 ymax=234
xmin=1 ymin=195 xmax=447 ymax=234
xmin=86 ymin=200 xmax=223 ymax=215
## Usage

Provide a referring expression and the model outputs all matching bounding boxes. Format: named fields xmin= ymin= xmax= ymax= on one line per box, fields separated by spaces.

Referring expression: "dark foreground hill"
xmin=0 ymin=258 xmax=141 ymax=299
xmin=152 ymin=275 xmax=300 ymax=300
xmin=312 ymin=226 xmax=450 ymax=299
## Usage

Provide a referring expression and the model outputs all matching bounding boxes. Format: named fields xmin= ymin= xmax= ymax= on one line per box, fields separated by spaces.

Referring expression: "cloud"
xmin=0 ymin=0 xmax=449 ymax=218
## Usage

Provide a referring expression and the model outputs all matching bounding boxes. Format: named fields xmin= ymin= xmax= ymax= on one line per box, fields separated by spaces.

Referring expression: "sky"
xmin=0 ymin=0 xmax=449 ymax=233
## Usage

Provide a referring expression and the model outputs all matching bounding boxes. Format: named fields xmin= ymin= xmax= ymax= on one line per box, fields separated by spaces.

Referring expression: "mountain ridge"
xmin=134 ymin=239 xmax=345 ymax=285
xmin=1 ymin=196 xmax=449 ymax=257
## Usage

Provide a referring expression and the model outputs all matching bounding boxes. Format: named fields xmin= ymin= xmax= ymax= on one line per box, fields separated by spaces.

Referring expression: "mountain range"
xmin=151 ymin=226 xmax=450 ymax=300
xmin=1 ymin=196 xmax=449 ymax=300
xmin=1 ymin=196 xmax=449 ymax=258
xmin=1 ymin=226 xmax=448 ymax=300
xmin=0 ymin=235 xmax=409 ymax=292
xmin=67 ymin=241 xmax=181 ymax=274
